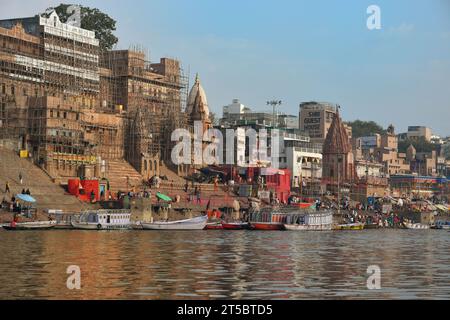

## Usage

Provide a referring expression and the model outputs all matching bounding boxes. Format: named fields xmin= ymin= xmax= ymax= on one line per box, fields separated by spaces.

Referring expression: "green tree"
xmin=346 ymin=120 xmax=386 ymax=138
xmin=44 ymin=4 xmax=118 ymax=50
xmin=398 ymin=137 xmax=438 ymax=154
xmin=441 ymin=142 xmax=450 ymax=160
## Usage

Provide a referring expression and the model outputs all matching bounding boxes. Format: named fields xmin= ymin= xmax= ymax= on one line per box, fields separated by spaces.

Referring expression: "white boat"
xmin=2 ymin=220 xmax=57 ymax=231
xmin=141 ymin=215 xmax=207 ymax=230
xmin=71 ymin=210 xmax=131 ymax=230
xmin=403 ymin=222 xmax=430 ymax=230
xmin=284 ymin=211 xmax=333 ymax=231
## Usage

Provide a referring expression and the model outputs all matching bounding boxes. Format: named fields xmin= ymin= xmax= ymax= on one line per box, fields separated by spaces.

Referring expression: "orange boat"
xmin=250 ymin=222 xmax=284 ymax=231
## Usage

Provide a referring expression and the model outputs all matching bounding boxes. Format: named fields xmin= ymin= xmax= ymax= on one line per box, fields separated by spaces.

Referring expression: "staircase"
xmin=159 ymin=162 xmax=186 ymax=184
xmin=0 ymin=147 xmax=87 ymax=211
xmin=106 ymin=159 xmax=143 ymax=193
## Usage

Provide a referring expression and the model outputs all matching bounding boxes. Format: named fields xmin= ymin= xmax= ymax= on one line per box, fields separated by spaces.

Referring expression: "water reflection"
xmin=0 ymin=229 xmax=448 ymax=299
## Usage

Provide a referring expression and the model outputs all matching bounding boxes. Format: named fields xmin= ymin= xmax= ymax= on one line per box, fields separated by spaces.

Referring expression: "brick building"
xmin=0 ymin=10 xmax=188 ymax=191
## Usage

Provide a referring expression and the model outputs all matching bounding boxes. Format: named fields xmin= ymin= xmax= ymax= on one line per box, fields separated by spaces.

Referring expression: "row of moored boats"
xmin=2 ymin=209 xmax=449 ymax=231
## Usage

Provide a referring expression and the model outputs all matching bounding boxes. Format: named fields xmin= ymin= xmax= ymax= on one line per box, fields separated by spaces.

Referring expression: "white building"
xmin=278 ymin=132 xmax=322 ymax=189
xmin=223 ymin=99 xmax=250 ymax=117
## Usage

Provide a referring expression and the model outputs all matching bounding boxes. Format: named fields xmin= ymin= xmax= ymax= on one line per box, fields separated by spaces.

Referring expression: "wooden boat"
xmin=250 ymin=222 xmax=284 ymax=231
xmin=364 ymin=223 xmax=380 ymax=229
xmin=71 ymin=210 xmax=131 ymax=230
xmin=48 ymin=212 xmax=81 ymax=229
xmin=403 ymin=222 xmax=430 ymax=230
xmin=333 ymin=223 xmax=365 ymax=231
xmin=284 ymin=211 xmax=333 ymax=231
xmin=2 ymin=220 xmax=57 ymax=231
xmin=431 ymin=221 xmax=450 ymax=230
xmin=141 ymin=215 xmax=207 ymax=230
xmin=206 ymin=222 xmax=224 ymax=230
xmin=221 ymin=221 xmax=249 ymax=230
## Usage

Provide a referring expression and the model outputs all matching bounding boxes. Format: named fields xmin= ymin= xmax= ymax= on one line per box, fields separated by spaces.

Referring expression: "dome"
xmin=186 ymin=74 xmax=209 ymax=117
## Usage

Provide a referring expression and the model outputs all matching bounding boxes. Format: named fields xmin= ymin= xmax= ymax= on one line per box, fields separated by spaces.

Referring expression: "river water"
xmin=0 ymin=229 xmax=448 ymax=300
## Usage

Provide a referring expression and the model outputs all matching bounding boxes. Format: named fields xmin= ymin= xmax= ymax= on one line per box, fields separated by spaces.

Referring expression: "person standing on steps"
xmin=5 ymin=181 xmax=10 ymax=194
xmin=19 ymin=172 xmax=23 ymax=185
xmin=196 ymin=186 xmax=201 ymax=204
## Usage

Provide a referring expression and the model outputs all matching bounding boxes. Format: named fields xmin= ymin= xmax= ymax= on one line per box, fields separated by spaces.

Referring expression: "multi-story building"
xmin=218 ymin=108 xmax=322 ymax=191
xmin=99 ymin=49 xmax=187 ymax=178
xmin=399 ymin=126 xmax=433 ymax=142
xmin=299 ymin=101 xmax=337 ymax=144
xmin=390 ymin=175 xmax=448 ymax=198
xmin=0 ymin=11 xmax=108 ymax=177
xmin=0 ymin=10 xmax=187 ymax=187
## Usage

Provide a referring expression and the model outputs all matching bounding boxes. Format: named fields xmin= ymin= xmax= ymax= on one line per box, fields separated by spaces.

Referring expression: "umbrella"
xmin=156 ymin=192 xmax=172 ymax=202
xmin=16 ymin=194 xmax=36 ymax=203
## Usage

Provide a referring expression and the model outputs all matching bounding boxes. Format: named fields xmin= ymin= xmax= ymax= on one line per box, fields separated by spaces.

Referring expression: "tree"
xmin=346 ymin=120 xmax=386 ymax=138
xmin=442 ymin=142 xmax=450 ymax=160
xmin=209 ymin=112 xmax=219 ymax=126
xmin=44 ymin=4 xmax=118 ymax=50
xmin=398 ymin=137 xmax=438 ymax=154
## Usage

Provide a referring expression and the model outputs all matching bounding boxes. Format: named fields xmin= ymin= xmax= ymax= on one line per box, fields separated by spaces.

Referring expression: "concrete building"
xmin=299 ymin=101 xmax=337 ymax=144
xmin=357 ymin=125 xmax=410 ymax=177
xmin=399 ymin=126 xmax=433 ymax=142
xmin=222 ymin=98 xmax=249 ymax=117
xmin=218 ymin=109 xmax=322 ymax=192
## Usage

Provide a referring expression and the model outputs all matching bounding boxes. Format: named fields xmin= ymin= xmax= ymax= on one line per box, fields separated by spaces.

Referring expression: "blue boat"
xmin=432 ymin=221 xmax=450 ymax=230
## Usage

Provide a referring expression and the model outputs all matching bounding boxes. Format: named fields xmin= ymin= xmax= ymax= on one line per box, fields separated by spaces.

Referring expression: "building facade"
xmin=0 ymin=11 xmax=187 ymax=186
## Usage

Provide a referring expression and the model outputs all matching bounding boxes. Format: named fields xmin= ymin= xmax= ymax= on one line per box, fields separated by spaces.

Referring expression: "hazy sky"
xmin=1 ymin=0 xmax=449 ymax=136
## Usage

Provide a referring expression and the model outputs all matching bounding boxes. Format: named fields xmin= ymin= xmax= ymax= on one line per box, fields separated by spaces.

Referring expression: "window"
xmin=0 ymin=102 xmax=5 ymax=118
xmin=10 ymin=85 xmax=14 ymax=95
xmin=1 ymin=84 xmax=5 ymax=94
xmin=23 ymin=88 xmax=27 ymax=96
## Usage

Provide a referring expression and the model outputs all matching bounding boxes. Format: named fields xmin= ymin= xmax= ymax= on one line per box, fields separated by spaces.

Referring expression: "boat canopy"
xmin=15 ymin=194 xmax=36 ymax=203
xmin=156 ymin=192 xmax=172 ymax=202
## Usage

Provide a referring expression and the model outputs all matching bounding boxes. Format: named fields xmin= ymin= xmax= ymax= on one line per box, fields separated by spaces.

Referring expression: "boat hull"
xmin=71 ymin=221 xmax=130 ymax=230
xmin=333 ymin=223 xmax=365 ymax=230
xmin=2 ymin=221 xmax=56 ymax=231
xmin=141 ymin=216 xmax=207 ymax=230
xmin=284 ymin=224 xmax=332 ymax=231
xmin=221 ymin=222 xmax=249 ymax=230
xmin=403 ymin=222 xmax=430 ymax=230
xmin=250 ymin=222 xmax=284 ymax=231
xmin=206 ymin=223 xmax=224 ymax=230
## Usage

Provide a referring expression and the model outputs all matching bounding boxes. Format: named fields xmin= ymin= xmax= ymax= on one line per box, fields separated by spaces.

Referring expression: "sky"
xmin=1 ymin=0 xmax=450 ymax=136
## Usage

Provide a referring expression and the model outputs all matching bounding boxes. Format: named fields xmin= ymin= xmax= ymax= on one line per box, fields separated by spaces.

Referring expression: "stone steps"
xmin=106 ymin=159 xmax=143 ymax=192
xmin=0 ymin=147 xmax=87 ymax=211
